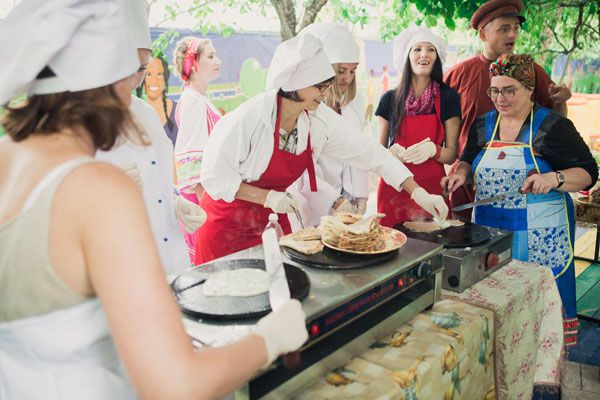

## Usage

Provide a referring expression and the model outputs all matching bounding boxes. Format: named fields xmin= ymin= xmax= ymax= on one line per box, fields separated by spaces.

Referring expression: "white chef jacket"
xmin=96 ymin=96 xmax=190 ymax=274
xmin=200 ymin=90 xmax=413 ymax=205
xmin=289 ymin=94 xmax=371 ymax=228
xmin=174 ymin=86 xmax=220 ymax=158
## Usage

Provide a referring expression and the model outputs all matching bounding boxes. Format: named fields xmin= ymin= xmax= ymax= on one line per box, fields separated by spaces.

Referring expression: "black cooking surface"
xmin=282 ymin=245 xmax=398 ymax=269
xmin=394 ymin=221 xmax=491 ymax=249
xmin=172 ymin=259 xmax=310 ymax=321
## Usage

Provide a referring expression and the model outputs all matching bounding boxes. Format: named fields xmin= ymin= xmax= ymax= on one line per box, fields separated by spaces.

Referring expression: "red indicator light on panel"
xmin=408 ymin=277 xmax=415 ymax=284
xmin=397 ymin=278 xmax=405 ymax=287
xmin=309 ymin=323 xmax=320 ymax=337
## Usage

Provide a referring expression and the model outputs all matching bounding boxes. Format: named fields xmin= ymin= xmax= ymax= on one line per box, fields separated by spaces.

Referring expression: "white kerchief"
xmin=300 ymin=23 xmax=359 ymax=64
xmin=393 ymin=26 xmax=447 ymax=73
xmin=124 ymin=0 xmax=152 ymax=50
xmin=0 ymin=0 xmax=138 ymax=104
xmin=266 ymin=33 xmax=334 ymax=92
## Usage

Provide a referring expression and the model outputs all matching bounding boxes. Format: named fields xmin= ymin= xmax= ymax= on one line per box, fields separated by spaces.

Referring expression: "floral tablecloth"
xmin=442 ymin=260 xmax=564 ymax=400
xmin=295 ymin=299 xmax=495 ymax=400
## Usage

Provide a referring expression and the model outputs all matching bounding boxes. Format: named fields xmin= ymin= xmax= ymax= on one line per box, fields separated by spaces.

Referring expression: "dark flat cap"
xmin=471 ymin=0 xmax=526 ymax=30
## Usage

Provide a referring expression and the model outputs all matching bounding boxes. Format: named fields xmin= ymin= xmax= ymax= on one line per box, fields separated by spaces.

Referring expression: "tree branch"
xmin=546 ymin=3 xmax=585 ymax=54
xmin=298 ymin=0 xmax=329 ymax=32
xmin=154 ymin=0 xmax=218 ymax=27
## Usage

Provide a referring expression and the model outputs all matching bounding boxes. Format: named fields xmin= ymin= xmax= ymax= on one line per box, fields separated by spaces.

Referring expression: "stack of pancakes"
xmin=320 ymin=213 xmax=386 ymax=252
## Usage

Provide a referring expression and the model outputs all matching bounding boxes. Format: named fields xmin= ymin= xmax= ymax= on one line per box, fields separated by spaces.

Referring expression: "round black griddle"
xmin=172 ymin=259 xmax=310 ymax=321
xmin=282 ymin=245 xmax=398 ymax=269
xmin=394 ymin=221 xmax=491 ymax=249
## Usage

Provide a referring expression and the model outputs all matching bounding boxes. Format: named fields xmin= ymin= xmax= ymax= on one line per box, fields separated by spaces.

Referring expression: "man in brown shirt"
xmin=444 ymin=0 xmax=572 ymax=216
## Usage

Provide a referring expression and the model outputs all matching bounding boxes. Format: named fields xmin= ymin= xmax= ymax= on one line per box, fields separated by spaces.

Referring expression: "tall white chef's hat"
xmin=299 ymin=23 xmax=359 ymax=64
xmin=266 ymin=33 xmax=335 ymax=92
xmin=393 ymin=26 xmax=447 ymax=74
xmin=124 ymin=0 xmax=152 ymax=50
xmin=0 ymin=0 xmax=139 ymax=105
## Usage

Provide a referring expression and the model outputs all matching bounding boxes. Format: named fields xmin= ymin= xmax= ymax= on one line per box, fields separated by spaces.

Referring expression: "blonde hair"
xmin=172 ymin=36 xmax=212 ymax=80
xmin=323 ymin=63 xmax=357 ymax=110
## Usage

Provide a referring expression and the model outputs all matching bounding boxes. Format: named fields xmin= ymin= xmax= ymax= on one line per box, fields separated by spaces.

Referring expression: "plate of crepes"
xmin=319 ymin=212 xmax=407 ymax=254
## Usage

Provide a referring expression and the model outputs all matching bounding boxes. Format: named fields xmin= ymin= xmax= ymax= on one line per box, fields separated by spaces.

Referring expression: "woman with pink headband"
xmin=172 ymin=37 xmax=222 ymax=261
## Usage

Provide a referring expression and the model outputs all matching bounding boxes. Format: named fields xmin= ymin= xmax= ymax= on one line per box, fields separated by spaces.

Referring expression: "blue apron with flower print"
xmin=471 ymin=106 xmax=577 ymax=344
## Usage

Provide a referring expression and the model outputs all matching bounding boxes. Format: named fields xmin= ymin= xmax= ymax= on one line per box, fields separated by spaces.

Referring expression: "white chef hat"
xmin=266 ymin=33 xmax=335 ymax=92
xmin=299 ymin=23 xmax=359 ymax=64
xmin=393 ymin=26 xmax=447 ymax=73
xmin=124 ymin=0 xmax=152 ymax=50
xmin=0 ymin=0 xmax=139 ymax=105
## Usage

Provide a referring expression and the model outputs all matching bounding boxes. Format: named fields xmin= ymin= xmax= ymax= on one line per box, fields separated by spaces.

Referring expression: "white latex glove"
xmin=389 ymin=144 xmax=407 ymax=162
xmin=354 ymin=198 xmax=368 ymax=215
xmin=403 ymin=140 xmax=437 ymax=165
xmin=264 ymin=190 xmax=299 ymax=213
xmin=121 ymin=163 xmax=143 ymax=189
xmin=174 ymin=195 xmax=207 ymax=233
xmin=334 ymin=198 xmax=356 ymax=213
xmin=411 ymin=187 xmax=448 ymax=221
xmin=254 ymin=299 xmax=308 ymax=366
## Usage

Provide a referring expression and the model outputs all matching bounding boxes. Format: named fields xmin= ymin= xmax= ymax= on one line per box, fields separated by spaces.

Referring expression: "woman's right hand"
xmin=410 ymin=187 xmax=448 ymax=220
xmin=441 ymin=173 xmax=467 ymax=193
xmin=264 ymin=190 xmax=300 ymax=213
xmin=389 ymin=144 xmax=407 ymax=162
xmin=253 ymin=299 xmax=308 ymax=366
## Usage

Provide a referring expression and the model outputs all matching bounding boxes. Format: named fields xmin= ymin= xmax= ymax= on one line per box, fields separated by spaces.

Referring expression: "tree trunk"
xmin=270 ymin=0 xmax=298 ymax=40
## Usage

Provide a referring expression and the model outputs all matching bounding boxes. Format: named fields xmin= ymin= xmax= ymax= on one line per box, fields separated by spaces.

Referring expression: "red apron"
xmin=377 ymin=93 xmax=448 ymax=227
xmin=195 ymin=97 xmax=317 ymax=264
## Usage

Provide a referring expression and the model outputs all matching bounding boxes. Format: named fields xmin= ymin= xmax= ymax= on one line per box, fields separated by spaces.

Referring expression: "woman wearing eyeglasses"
xmin=195 ymin=34 xmax=449 ymax=264
xmin=376 ymin=27 xmax=460 ymax=228
xmin=442 ymin=54 xmax=597 ymax=347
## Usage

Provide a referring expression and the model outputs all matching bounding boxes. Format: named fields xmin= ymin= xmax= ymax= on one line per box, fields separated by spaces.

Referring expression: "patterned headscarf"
xmin=489 ymin=54 xmax=536 ymax=90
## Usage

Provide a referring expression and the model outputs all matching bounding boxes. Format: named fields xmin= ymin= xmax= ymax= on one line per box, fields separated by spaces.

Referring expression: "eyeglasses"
xmin=314 ymin=81 xmax=333 ymax=92
xmin=486 ymin=85 xmax=522 ymax=99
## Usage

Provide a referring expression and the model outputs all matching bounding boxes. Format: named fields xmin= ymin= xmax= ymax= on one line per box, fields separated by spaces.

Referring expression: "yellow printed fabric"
xmin=296 ymin=300 xmax=495 ymax=400
xmin=442 ymin=260 xmax=563 ymax=399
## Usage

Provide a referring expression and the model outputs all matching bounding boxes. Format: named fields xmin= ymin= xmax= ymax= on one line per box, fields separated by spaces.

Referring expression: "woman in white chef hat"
xmin=0 ymin=1 xmax=307 ymax=398
xmin=196 ymin=33 xmax=449 ymax=264
xmin=375 ymin=26 xmax=461 ymax=228
xmin=96 ymin=0 xmax=204 ymax=274
xmin=287 ymin=23 xmax=370 ymax=229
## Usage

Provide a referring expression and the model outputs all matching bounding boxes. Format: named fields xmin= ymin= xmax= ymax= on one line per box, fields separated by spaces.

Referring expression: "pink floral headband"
xmin=181 ymin=38 xmax=202 ymax=82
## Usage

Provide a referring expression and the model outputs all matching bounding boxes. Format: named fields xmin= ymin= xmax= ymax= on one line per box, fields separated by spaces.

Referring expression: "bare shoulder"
xmin=57 ymin=161 xmax=143 ymax=216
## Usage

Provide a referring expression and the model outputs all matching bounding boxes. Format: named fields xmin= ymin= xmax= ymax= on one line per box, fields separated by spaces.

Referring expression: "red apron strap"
xmin=434 ymin=91 xmax=441 ymax=123
xmin=304 ymin=111 xmax=318 ymax=192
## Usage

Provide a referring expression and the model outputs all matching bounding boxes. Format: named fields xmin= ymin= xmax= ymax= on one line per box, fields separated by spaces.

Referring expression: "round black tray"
xmin=394 ymin=221 xmax=491 ymax=249
xmin=172 ymin=259 xmax=310 ymax=321
xmin=282 ymin=244 xmax=398 ymax=269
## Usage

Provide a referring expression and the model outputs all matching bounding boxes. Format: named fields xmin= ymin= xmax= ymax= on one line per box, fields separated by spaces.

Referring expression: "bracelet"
xmin=434 ymin=144 xmax=443 ymax=161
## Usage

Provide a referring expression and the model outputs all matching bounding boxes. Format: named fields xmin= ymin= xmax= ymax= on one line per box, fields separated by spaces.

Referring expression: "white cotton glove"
xmin=121 ymin=163 xmax=143 ymax=189
xmin=403 ymin=140 xmax=437 ymax=165
xmin=334 ymin=198 xmax=356 ymax=213
xmin=264 ymin=190 xmax=300 ymax=213
xmin=174 ymin=195 xmax=207 ymax=233
xmin=254 ymin=299 xmax=308 ymax=366
xmin=411 ymin=187 xmax=448 ymax=221
xmin=354 ymin=198 xmax=368 ymax=215
xmin=389 ymin=144 xmax=407 ymax=162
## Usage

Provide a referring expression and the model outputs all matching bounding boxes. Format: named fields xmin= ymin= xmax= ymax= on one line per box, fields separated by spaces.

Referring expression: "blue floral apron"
xmin=472 ymin=106 xmax=578 ymax=347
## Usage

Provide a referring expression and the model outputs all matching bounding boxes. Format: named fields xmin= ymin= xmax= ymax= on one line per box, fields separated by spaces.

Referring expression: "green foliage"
xmin=154 ymin=0 xmax=599 ymax=65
